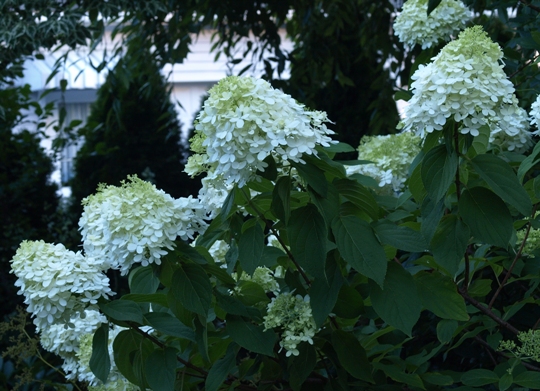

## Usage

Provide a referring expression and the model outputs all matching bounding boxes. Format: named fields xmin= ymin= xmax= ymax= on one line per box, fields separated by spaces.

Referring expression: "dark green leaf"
xmin=372 ymin=220 xmax=427 ymax=252
xmin=272 ymin=176 xmax=292 ymax=224
xmin=421 ymin=145 xmax=458 ymax=202
xmin=206 ymin=343 xmax=239 ymax=391
xmin=309 ymin=258 xmax=344 ymax=327
xmin=113 ymin=329 xmax=154 ymax=387
xmin=215 ymin=291 xmax=261 ymax=319
xmin=420 ymin=197 xmax=445 ymax=243
xmin=517 ymin=140 xmax=540 ymax=183
xmin=260 ymin=246 xmax=285 ymax=268
xmin=332 ymin=215 xmax=387 ymax=287
xmin=334 ymin=178 xmax=379 ymax=221
xmin=121 ymin=293 xmax=168 ymax=307
xmin=430 ymin=214 xmax=469 ymax=275
xmin=289 ymin=205 xmax=327 ymax=279
xmin=226 ymin=315 xmax=277 ymax=356
xmin=288 ymin=343 xmax=317 ymax=390
xmin=514 ymin=371 xmax=540 ymax=388
xmin=427 ymin=0 xmax=442 ymax=15
xmin=145 ymin=347 xmax=178 ymax=391
xmin=144 ymin=312 xmax=196 ymax=341
xmin=170 ymin=263 xmax=212 ymax=316
xmin=415 ymin=272 xmax=469 ymax=321
xmin=408 ymin=162 xmax=426 ymax=203
xmin=291 ymin=160 xmax=328 ymax=197
xmin=333 ymin=284 xmax=364 ymax=319
xmin=499 ymin=373 xmax=513 ymax=391
xmin=129 ymin=266 xmax=160 ymax=294
xmin=470 ymin=154 xmax=532 ymax=216
xmin=370 ymin=262 xmax=421 ymax=336
xmin=90 ymin=323 xmax=110 ymax=384
xmin=331 ymin=330 xmax=373 ymax=382
xmin=99 ymin=300 xmax=144 ymax=324
xmin=324 ymin=142 xmax=355 ymax=153
xmin=436 ymin=319 xmax=458 ymax=344
xmin=238 ymin=223 xmax=265 ymax=275
xmin=459 ymin=187 xmax=513 ymax=248
xmin=461 ymin=369 xmax=499 ymax=386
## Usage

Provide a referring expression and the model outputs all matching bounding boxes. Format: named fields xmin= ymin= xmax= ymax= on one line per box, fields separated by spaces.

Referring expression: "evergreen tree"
xmin=70 ymin=45 xmax=199 ymax=218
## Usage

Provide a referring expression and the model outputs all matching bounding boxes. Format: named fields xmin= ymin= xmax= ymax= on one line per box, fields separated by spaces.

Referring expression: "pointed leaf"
xmin=514 ymin=371 xmax=540 ymax=388
xmin=291 ymin=160 xmax=328 ymax=197
xmin=206 ymin=343 xmax=239 ymax=391
xmin=430 ymin=214 xmax=469 ymax=275
xmin=309 ymin=258 xmax=344 ymax=327
xmin=272 ymin=176 xmax=292 ymax=224
xmin=145 ymin=347 xmax=178 ymax=391
xmin=238 ymin=223 xmax=265 ymax=275
xmin=370 ymin=262 xmax=421 ymax=336
xmin=459 ymin=187 xmax=513 ymax=248
xmin=461 ymin=369 xmax=499 ymax=386
xmin=226 ymin=315 xmax=277 ymax=356
xmin=334 ymin=178 xmax=379 ymax=221
xmin=331 ymin=330 xmax=373 ymax=382
xmin=289 ymin=205 xmax=327 ymax=279
xmin=421 ymin=145 xmax=457 ymax=202
xmin=144 ymin=312 xmax=196 ymax=341
xmin=99 ymin=300 xmax=144 ymax=324
xmin=415 ymin=272 xmax=469 ymax=321
xmin=90 ymin=323 xmax=110 ymax=384
xmin=470 ymin=154 xmax=532 ymax=216
xmin=288 ymin=343 xmax=317 ymax=391
xmin=171 ymin=263 xmax=212 ymax=316
xmin=332 ymin=215 xmax=387 ymax=287
xmin=129 ymin=266 xmax=160 ymax=294
xmin=373 ymin=220 xmax=427 ymax=252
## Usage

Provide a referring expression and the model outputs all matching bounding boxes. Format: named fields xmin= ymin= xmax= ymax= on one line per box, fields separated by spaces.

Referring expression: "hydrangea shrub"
xmin=9 ymin=16 xmax=540 ymax=391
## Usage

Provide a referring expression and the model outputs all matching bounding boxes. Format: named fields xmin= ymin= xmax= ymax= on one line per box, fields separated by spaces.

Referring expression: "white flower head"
xmin=529 ymin=94 xmax=540 ymax=134
xmin=347 ymin=132 xmax=421 ymax=195
xmin=403 ymin=26 xmax=517 ymax=138
xmin=394 ymin=0 xmax=471 ymax=49
xmin=10 ymin=241 xmax=112 ymax=329
xmin=189 ymin=76 xmax=335 ymax=187
xmin=489 ymin=102 xmax=533 ymax=153
xmin=263 ymin=292 xmax=317 ymax=357
xmin=80 ymin=176 xmax=208 ymax=275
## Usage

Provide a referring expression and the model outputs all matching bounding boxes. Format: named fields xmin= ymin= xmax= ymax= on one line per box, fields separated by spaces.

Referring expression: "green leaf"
xmin=421 ymin=145 xmax=458 ymax=202
xmin=395 ymin=89 xmax=413 ymax=102
xmin=309 ymin=258 xmax=344 ymax=327
xmin=272 ymin=176 xmax=292 ymax=224
xmin=409 ymin=162 xmax=426 ymax=203
xmin=517 ymin=140 xmax=540 ymax=183
xmin=470 ymin=154 xmax=532 ymax=216
xmin=461 ymin=369 xmax=499 ymax=386
xmin=331 ymin=330 xmax=373 ymax=382
xmin=427 ymin=0 xmax=442 ymax=14
xmin=333 ymin=284 xmax=364 ymax=319
xmin=421 ymin=197 xmax=444 ymax=243
xmin=145 ymin=347 xmax=178 ymax=391
xmin=206 ymin=343 xmax=239 ymax=391
xmin=332 ymin=215 xmax=387 ymax=287
xmin=144 ymin=312 xmax=196 ymax=341
xmin=226 ymin=315 xmax=277 ymax=356
xmin=238 ymin=223 xmax=265 ymax=275
xmin=291 ymin=160 xmax=328 ymax=197
xmin=215 ymin=291 xmax=261 ymax=319
xmin=514 ymin=371 xmax=540 ymax=388
xmin=288 ymin=343 xmax=317 ymax=391
xmin=90 ymin=323 xmax=110 ymax=384
xmin=469 ymin=125 xmax=490 ymax=157
xmin=170 ymin=263 xmax=212 ymax=316
xmin=369 ymin=262 xmax=421 ymax=336
xmin=334 ymin=178 xmax=379 ymax=221
xmin=121 ymin=293 xmax=169 ymax=307
xmin=459 ymin=187 xmax=513 ymax=248
xmin=415 ymin=272 xmax=469 ymax=321
xmin=430 ymin=214 xmax=470 ymax=275
xmin=129 ymin=266 xmax=160 ymax=294
xmin=374 ymin=363 xmax=425 ymax=389
xmin=324 ymin=142 xmax=355 ymax=153
xmin=236 ymin=281 xmax=271 ymax=306
xmin=422 ymin=372 xmax=454 ymax=386
xmin=372 ymin=220 xmax=427 ymax=252
xmin=289 ymin=205 xmax=327 ymax=279
xmin=99 ymin=300 xmax=144 ymax=324
xmin=113 ymin=329 xmax=154 ymax=387
xmin=194 ymin=316 xmax=210 ymax=362
xmin=436 ymin=319 xmax=458 ymax=344
xmin=260 ymin=246 xmax=285 ymax=268
xmin=498 ymin=373 xmax=513 ymax=391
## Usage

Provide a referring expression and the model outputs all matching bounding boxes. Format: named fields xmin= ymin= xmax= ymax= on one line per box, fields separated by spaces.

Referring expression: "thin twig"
xmin=489 ymin=204 xmax=538 ymax=309
xmin=459 ymin=289 xmax=520 ymax=335
xmin=518 ymin=0 xmax=540 ymax=13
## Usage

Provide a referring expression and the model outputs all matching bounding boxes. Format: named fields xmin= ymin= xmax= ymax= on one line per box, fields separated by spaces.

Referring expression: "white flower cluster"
xmin=208 ymin=239 xmax=230 ymax=264
xmin=197 ymin=173 xmax=234 ymax=219
xmin=529 ymin=95 xmax=540 ymax=133
xmin=488 ymin=101 xmax=533 ymax=153
xmin=80 ymin=176 xmax=208 ymax=275
xmin=187 ymin=76 xmax=335 ymax=187
xmin=346 ymin=132 xmax=421 ymax=195
xmin=402 ymin=26 xmax=525 ymax=140
xmin=10 ymin=241 xmax=112 ymax=329
xmin=263 ymin=293 xmax=317 ymax=357
xmin=236 ymin=267 xmax=280 ymax=294
xmin=394 ymin=0 xmax=470 ymax=49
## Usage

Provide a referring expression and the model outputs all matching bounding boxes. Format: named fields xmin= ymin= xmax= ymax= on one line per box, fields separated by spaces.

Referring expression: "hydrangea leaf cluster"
xmin=80 ymin=175 xmax=208 ymax=275
xmin=394 ymin=0 xmax=470 ymax=49
xmin=346 ymin=132 xmax=421 ymax=195
xmin=403 ymin=26 xmax=524 ymax=139
xmin=10 ymin=240 xmax=112 ymax=329
xmin=187 ymin=75 xmax=335 ymax=187
xmin=263 ymin=293 xmax=317 ymax=357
